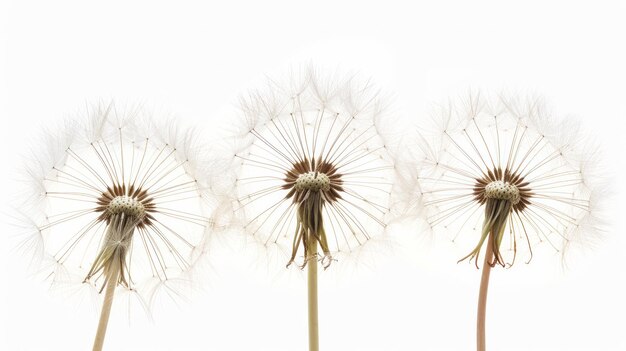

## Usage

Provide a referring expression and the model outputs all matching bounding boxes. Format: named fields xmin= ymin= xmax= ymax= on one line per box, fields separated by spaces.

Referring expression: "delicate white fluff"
xmin=216 ymin=67 xmax=402 ymax=268
xmin=403 ymin=93 xmax=604 ymax=265
xmin=18 ymin=102 xmax=213 ymax=303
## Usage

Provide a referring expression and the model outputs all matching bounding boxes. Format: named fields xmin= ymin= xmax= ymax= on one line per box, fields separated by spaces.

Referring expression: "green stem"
xmin=307 ymin=237 xmax=319 ymax=351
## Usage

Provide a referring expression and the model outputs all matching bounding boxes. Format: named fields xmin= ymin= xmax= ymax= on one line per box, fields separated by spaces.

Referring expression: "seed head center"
xmin=295 ymin=172 xmax=331 ymax=192
xmin=107 ymin=195 xmax=146 ymax=218
xmin=485 ymin=181 xmax=520 ymax=204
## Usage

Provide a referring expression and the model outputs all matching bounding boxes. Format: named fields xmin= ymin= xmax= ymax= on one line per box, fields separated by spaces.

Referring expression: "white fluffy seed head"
xmin=485 ymin=181 xmax=520 ymax=205
xmin=107 ymin=195 xmax=146 ymax=218
xmin=295 ymin=172 xmax=331 ymax=192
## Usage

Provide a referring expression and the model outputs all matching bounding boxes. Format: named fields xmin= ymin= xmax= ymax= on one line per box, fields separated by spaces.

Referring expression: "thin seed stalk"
xmin=91 ymin=215 xmax=135 ymax=351
xmin=92 ymin=254 xmax=120 ymax=351
xmin=476 ymin=199 xmax=511 ymax=351
xmin=477 ymin=235 xmax=493 ymax=351
xmin=293 ymin=192 xmax=329 ymax=351
xmin=307 ymin=236 xmax=319 ymax=351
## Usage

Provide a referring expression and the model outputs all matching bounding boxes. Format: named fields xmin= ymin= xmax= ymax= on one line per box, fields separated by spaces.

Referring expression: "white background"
xmin=1 ymin=1 xmax=625 ymax=350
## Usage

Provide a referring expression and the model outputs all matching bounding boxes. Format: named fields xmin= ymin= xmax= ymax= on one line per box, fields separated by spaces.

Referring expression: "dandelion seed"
xmin=222 ymin=68 xmax=398 ymax=351
xmin=21 ymin=103 xmax=211 ymax=350
xmin=410 ymin=94 xmax=602 ymax=351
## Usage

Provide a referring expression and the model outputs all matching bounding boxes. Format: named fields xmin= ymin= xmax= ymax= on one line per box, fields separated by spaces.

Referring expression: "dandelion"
xmin=223 ymin=69 xmax=397 ymax=351
xmin=410 ymin=94 xmax=602 ymax=351
xmin=21 ymin=103 xmax=211 ymax=351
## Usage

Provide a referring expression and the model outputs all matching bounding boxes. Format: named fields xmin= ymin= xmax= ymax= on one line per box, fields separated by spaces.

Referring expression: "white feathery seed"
xmin=405 ymin=94 xmax=603 ymax=266
xmin=216 ymin=68 xmax=401 ymax=268
xmin=19 ymin=102 xmax=214 ymax=300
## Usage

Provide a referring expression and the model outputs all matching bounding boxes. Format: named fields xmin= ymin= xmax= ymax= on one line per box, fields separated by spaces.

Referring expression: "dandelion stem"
xmin=307 ymin=238 xmax=319 ymax=351
xmin=477 ymin=233 xmax=494 ymax=351
xmin=92 ymin=256 xmax=120 ymax=351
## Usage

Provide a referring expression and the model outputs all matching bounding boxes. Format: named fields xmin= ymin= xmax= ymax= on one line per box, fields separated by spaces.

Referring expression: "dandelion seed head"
xmin=409 ymin=93 xmax=601 ymax=267
xmin=295 ymin=172 xmax=331 ymax=192
xmin=221 ymin=67 xmax=398 ymax=268
xmin=484 ymin=181 xmax=520 ymax=204
xmin=19 ymin=102 xmax=211 ymax=300
xmin=105 ymin=195 xmax=147 ymax=219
